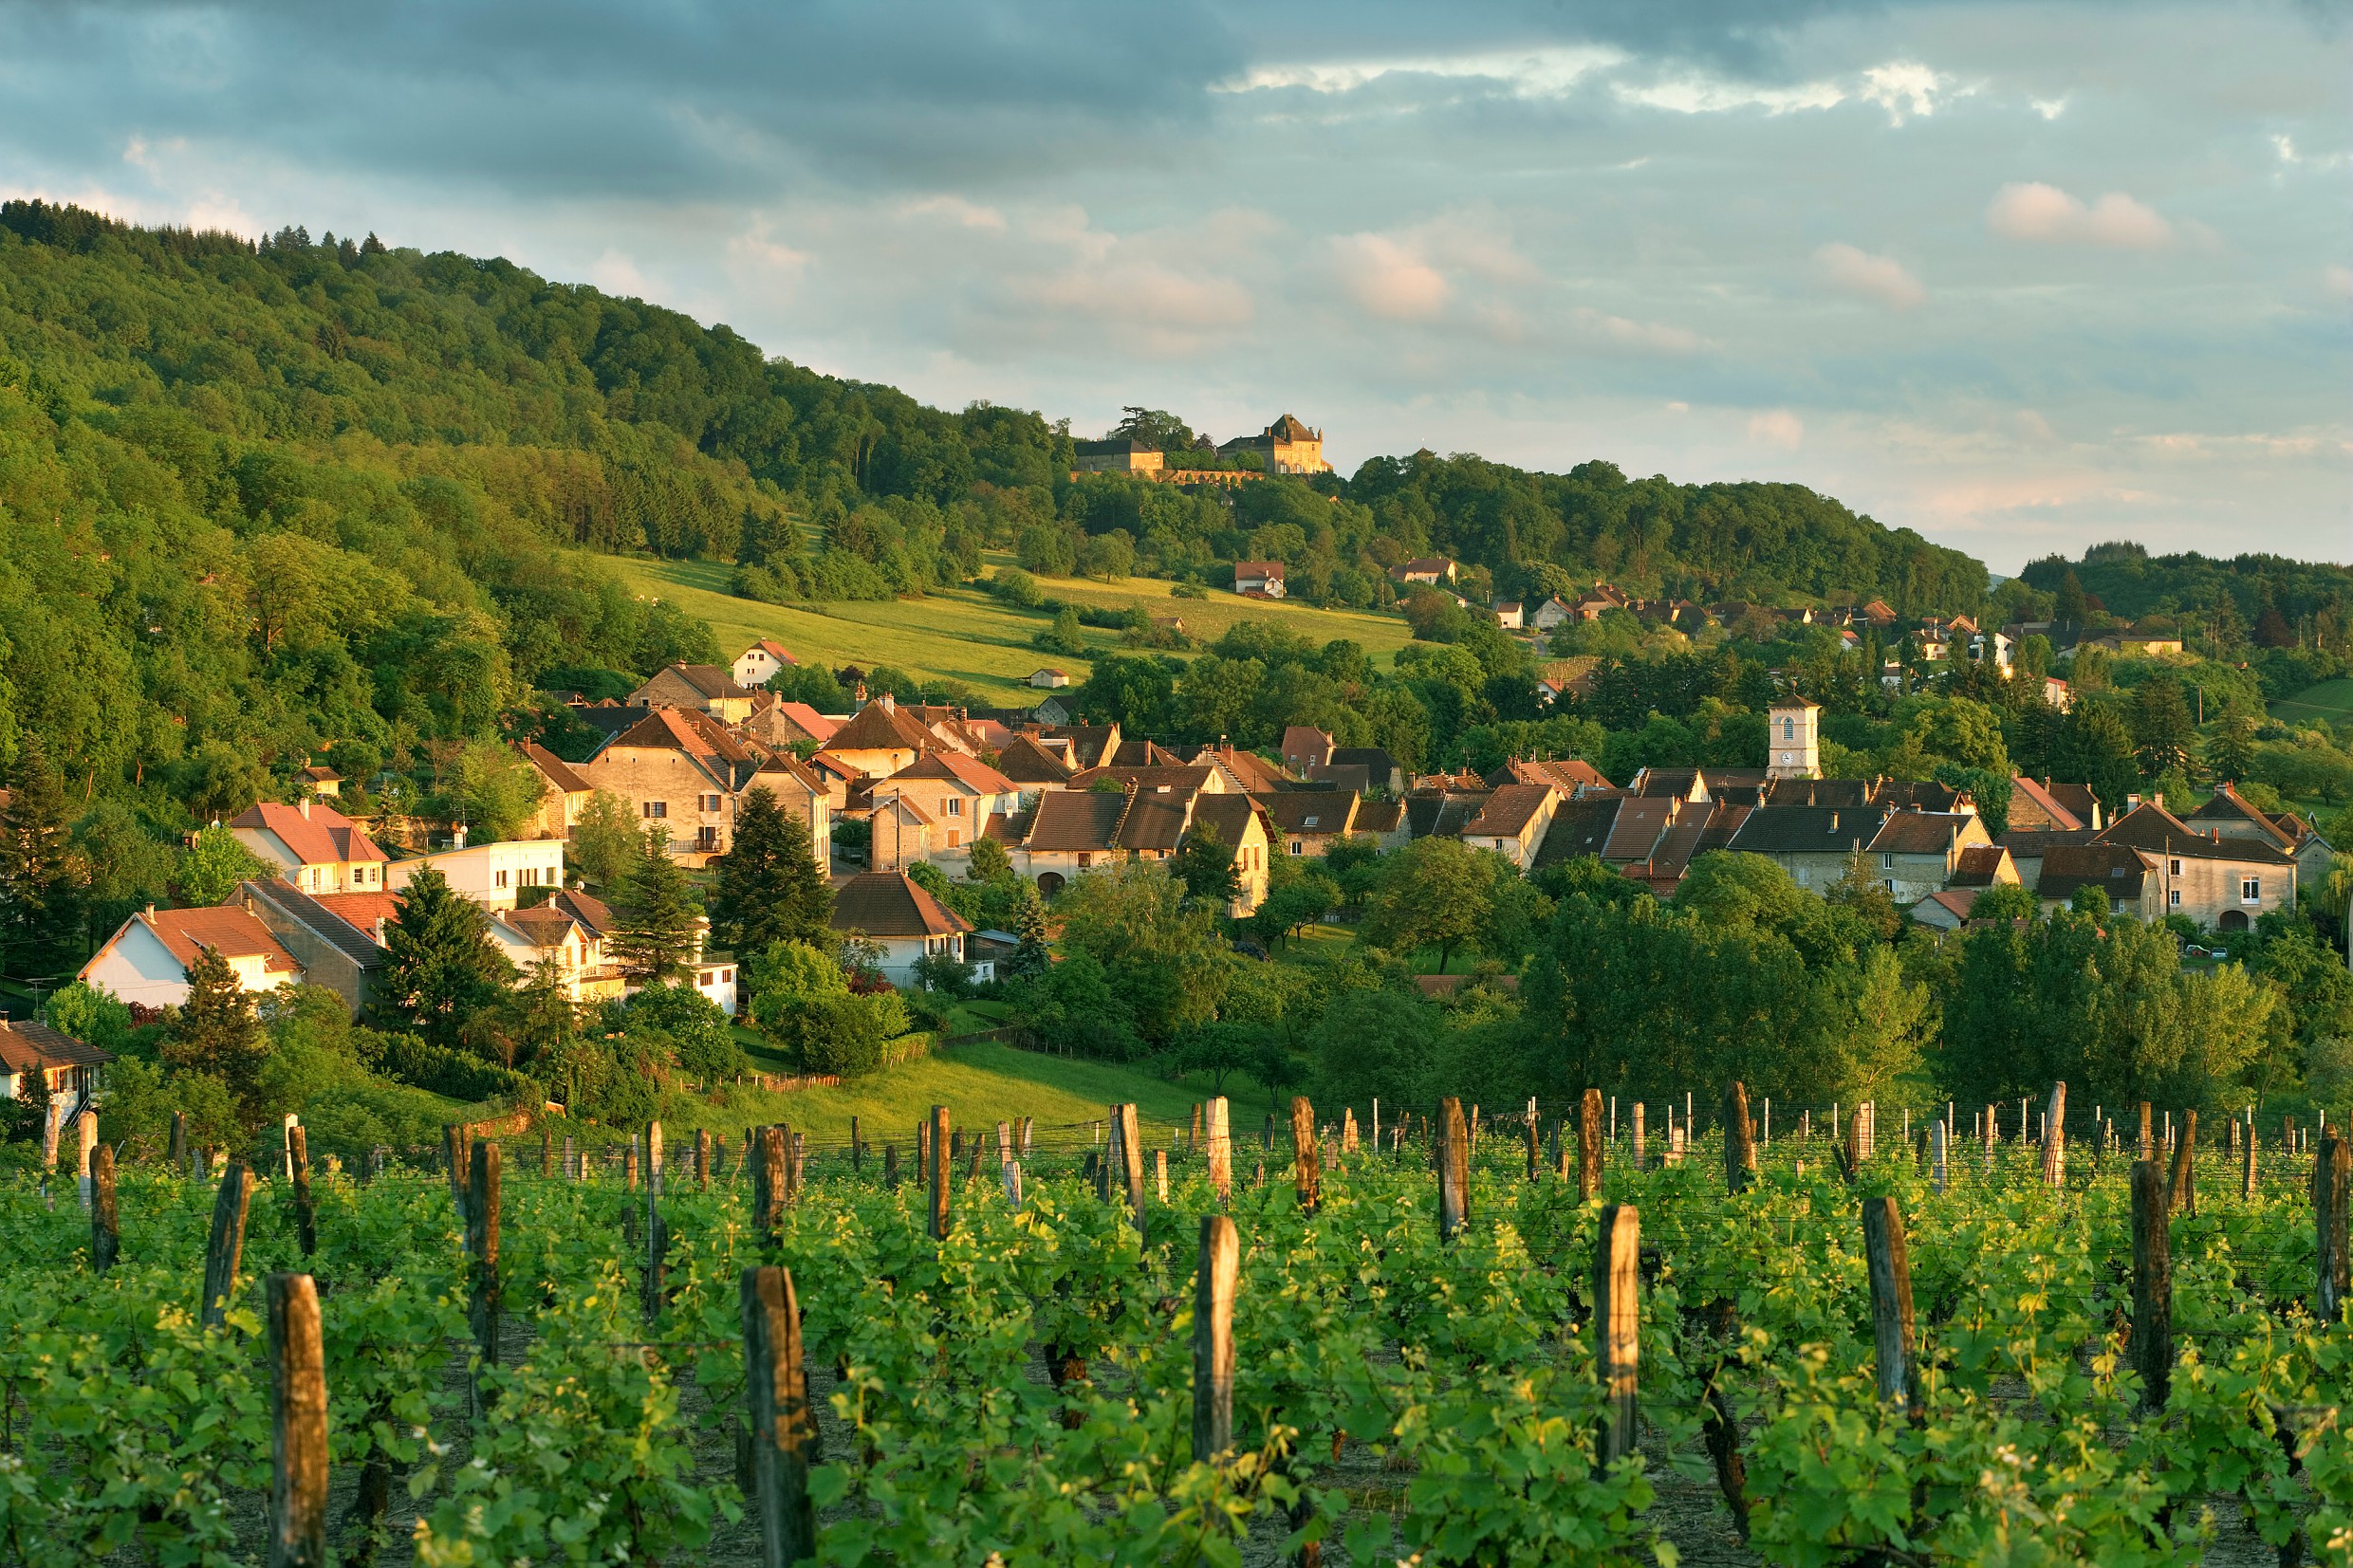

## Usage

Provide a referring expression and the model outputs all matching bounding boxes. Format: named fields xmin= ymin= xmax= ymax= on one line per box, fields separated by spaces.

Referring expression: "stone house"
xmin=2098 ymin=801 xmax=2297 ymax=932
xmin=2035 ymin=842 xmax=2163 ymax=921
xmin=1459 ymin=783 xmax=1560 ymax=871
xmin=1726 ymin=804 xmax=1884 ymax=892
xmin=1256 ymin=790 xmax=1361 ymax=858
xmin=518 ymin=743 xmax=594 ymax=841
xmin=630 ymin=663 xmax=759 ymax=724
xmin=577 ymin=708 xmax=824 ymax=866
xmin=1865 ymin=811 xmax=1995 ymax=903
xmin=872 ymin=752 xmax=1019 ymax=867
xmin=1280 ymin=726 xmax=1335 ymax=774
xmin=1217 ymin=415 xmax=1331 ymax=475
xmin=819 ymin=695 xmax=938 ymax=781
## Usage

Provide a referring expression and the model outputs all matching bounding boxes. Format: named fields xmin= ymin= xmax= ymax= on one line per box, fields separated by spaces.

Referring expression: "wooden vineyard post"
xmin=1862 ymin=1197 xmax=1921 ymax=1415
xmin=1096 ymin=1109 xmax=1119 ymax=1204
xmin=1592 ymin=1204 xmax=1640 ymax=1469
xmin=2168 ymin=1110 xmax=2197 ymax=1215
xmin=443 ymin=1124 xmax=467 ymax=1224
xmin=2139 ymin=1101 xmax=2154 ymax=1161
xmin=541 ymin=1127 xmax=552 ymax=1179
xmin=997 ymin=1120 xmax=1013 ymax=1170
xmin=927 ymin=1106 xmax=951 ymax=1242
xmin=285 ymin=1126 xmax=317 ymax=1258
xmin=2131 ymin=1160 xmax=2172 ymax=1410
xmin=622 ymin=1138 xmax=639 ymax=1193
xmin=850 ymin=1116 xmax=862 ymax=1174
xmin=1436 ymin=1097 xmax=1471 ymax=1242
xmin=168 ymin=1109 xmax=187 ymax=1171
xmin=1192 ymin=1214 xmax=1239 ymax=1462
xmin=1190 ymin=1101 xmax=1201 ymax=1156
xmin=697 ymin=1128 xmax=712 ymax=1190
xmin=1117 ymin=1103 xmax=1145 ymax=1235
xmin=883 ymin=1144 xmax=899 ymax=1191
xmin=916 ymin=1116 xmax=930 ymax=1181
xmin=2243 ymin=1123 xmax=2258 ymax=1202
xmin=1342 ymin=1107 xmax=1358 ymax=1155
xmin=266 ymin=1272 xmax=327 ymax=1568
xmin=1629 ymin=1101 xmax=1645 ymax=1171
xmin=740 ymin=1265 xmax=816 ymax=1564
xmin=1932 ymin=1119 xmax=1948 ymax=1195
xmin=2041 ymin=1081 xmax=2066 ymax=1188
xmin=1522 ymin=1108 xmax=1539 ymax=1183
xmin=2319 ymin=1134 xmax=2350 ymax=1323
xmin=754 ymin=1127 xmax=787 ymax=1243
xmin=778 ymin=1123 xmax=801 ymax=1207
xmin=1290 ymin=1096 xmax=1323 ymax=1213
xmin=90 ymin=1143 xmax=119 ymax=1272
xmin=468 ymin=1141 xmax=501 ymax=1407
xmin=1579 ymin=1088 xmax=1602 ymax=1200
xmin=201 ymin=1163 xmax=254 ymax=1328
xmin=1842 ymin=1110 xmax=1864 ymax=1182
xmin=1206 ymin=1097 xmax=1232 ymax=1204
xmin=565 ymin=1134 xmax=577 ymax=1182
xmin=1156 ymin=1149 xmax=1169 ymax=1204
xmin=1724 ymin=1081 xmax=1757 ymax=1194
xmin=1982 ymin=1102 xmax=1995 ymax=1171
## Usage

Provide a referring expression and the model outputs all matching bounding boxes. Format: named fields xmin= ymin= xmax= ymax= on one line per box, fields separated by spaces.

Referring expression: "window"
xmin=1077 ymin=852 xmax=1093 ymax=870
xmin=1290 ymin=840 xmax=1304 ymax=856
xmin=696 ymin=826 xmax=720 ymax=852
xmin=699 ymin=794 xmax=722 ymax=813
xmin=494 ymin=869 xmax=510 ymax=889
xmin=720 ymin=968 xmax=732 ymax=985
xmin=2169 ymin=858 xmax=2181 ymax=876
xmin=1880 ymin=853 xmax=1894 ymax=871
xmin=1782 ymin=717 xmax=1795 ymax=742
xmin=2241 ymin=877 xmax=2260 ymax=904
xmin=2169 ymin=889 xmax=2181 ymax=907
xmin=942 ymin=797 xmax=962 ymax=817
xmin=642 ymin=801 xmax=668 ymax=820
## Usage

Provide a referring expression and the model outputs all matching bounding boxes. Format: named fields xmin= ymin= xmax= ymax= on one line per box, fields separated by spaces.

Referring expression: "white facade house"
xmin=387 ymin=841 xmax=567 ymax=912
xmin=732 ymin=639 xmax=797 ymax=689
xmin=79 ymin=906 xmax=303 ymax=1008
xmin=229 ymin=800 xmax=389 ymax=895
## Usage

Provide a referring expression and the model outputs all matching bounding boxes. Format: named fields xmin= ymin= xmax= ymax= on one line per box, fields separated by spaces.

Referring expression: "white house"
xmin=1029 ymin=668 xmax=1070 ymax=689
xmin=229 ymin=800 xmax=389 ymax=895
xmin=1233 ymin=562 xmax=1286 ymax=598
xmin=79 ymin=905 xmax=304 ymax=1007
xmin=732 ymin=639 xmax=798 ymax=689
xmin=1492 ymin=600 xmax=1524 ymax=630
xmin=1529 ymin=597 xmax=1575 ymax=632
xmin=387 ymin=840 xmax=567 ymax=912
xmin=829 ymin=872 xmax=977 ymax=987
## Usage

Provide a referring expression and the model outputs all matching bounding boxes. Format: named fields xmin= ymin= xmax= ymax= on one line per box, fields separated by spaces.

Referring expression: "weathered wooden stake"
xmin=1725 ymin=1081 xmax=1756 ymax=1194
xmin=883 ymin=1143 xmax=899 ymax=1190
xmin=697 ymin=1128 xmax=712 ymax=1190
xmin=1932 ymin=1119 xmax=1948 ymax=1195
xmin=90 ymin=1143 xmax=119 ymax=1272
xmin=468 ymin=1141 xmax=501 ymax=1406
xmin=266 ymin=1272 xmax=327 ymax=1568
xmin=1156 ymin=1148 xmax=1169 ymax=1203
xmin=1629 ymin=1100 xmax=1646 ymax=1171
xmin=287 ymin=1125 xmax=317 ymax=1258
xmin=540 ymin=1127 xmax=552 ymax=1178
xmin=1192 ymin=1214 xmax=1238 ymax=1462
xmin=2168 ymin=1109 xmax=2197 ymax=1215
xmin=1862 ymin=1197 xmax=1920 ymax=1415
xmin=1205 ymin=1096 xmax=1232 ymax=1204
xmin=740 ymin=1265 xmax=816 ymax=1564
xmin=200 ymin=1163 xmax=254 ymax=1328
xmin=2318 ymin=1134 xmax=2350 ymax=1323
xmin=1289 ymin=1096 xmax=1323 ymax=1213
xmin=1436 ymin=1097 xmax=1470 ymax=1241
xmin=1342 ymin=1107 xmax=1358 ymax=1154
xmin=1116 ymin=1102 xmax=1145 ymax=1233
xmin=1002 ymin=1160 xmax=1024 ymax=1208
xmin=167 ymin=1109 xmax=187 ymax=1171
xmin=1578 ymin=1088 xmax=1603 ymax=1200
xmin=2131 ymin=1160 xmax=2172 ymax=1411
xmin=1592 ymin=1204 xmax=1640 ymax=1469
xmin=927 ymin=1105 xmax=951 ymax=1242
xmin=2243 ymin=1121 xmax=2258 ymax=1202
xmin=849 ymin=1115 xmax=862 ymax=1173
xmin=2138 ymin=1100 xmax=2153 ymax=1160
xmin=2041 ymin=1081 xmax=2066 ymax=1188
xmin=753 ymin=1127 xmax=787 ymax=1242
xmin=1522 ymin=1108 xmax=1539 ymax=1183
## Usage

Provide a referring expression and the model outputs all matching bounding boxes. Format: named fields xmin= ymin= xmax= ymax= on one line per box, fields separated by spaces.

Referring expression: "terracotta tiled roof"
xmin=2099 ymin=802 xmax=2294 ymax=865
xmin=306 ymin=891 xmax=403 ymax=947
xmin=826 ymin=699 xmax=937 ymax=756
xmin=1184 ymin=793 xmax=1262 ymax=858
xmin=1066 ymin=766 xmax=1218 ymax=793
xmin=830 ymin=872 xmax=972 ymax=938
xmin=1948 ymin=846 xmax=2012 ymax=887
xmin=126 ymin=906 xmax=302 ymax=975
xmin=599 ymin=707 xmax=762 ymax=786
xmin=994 ymin=734 xmax=1076 ymax=784
xmin=1486 ymin=757 xmax=1610 ymax=793
xmin=754 ymin=638 xmax=795 ymax=662
xmin=1118 ymin=793 xmax=1194 ymax=852
xmin=1024 ymin=790 xmax=1129 ymax=853
xmin=518 ymin=742 xmax=592 ymax=796
xmin=1280 ymin=726 xmax=1334 ymax=766
xmin=230 ymin=801 xmax=388 ymax=868
xmin=2008 ymin=776 xmax=2085 ymax=832
xmin=0 ymin=1019 xmax=114 ymax=1074
xmin=1463 ymin=783 xmax=1553 ymax=840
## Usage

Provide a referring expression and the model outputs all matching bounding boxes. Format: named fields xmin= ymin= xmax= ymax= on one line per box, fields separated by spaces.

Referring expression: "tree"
xmin=2055 ymin=569 xmax=2089 ymax=630
xmin=1171 ymin=824 xmax=1243 ymax=908
xmin=710 ymin=787 xmax=831 ymax=952
xmin=0 ymin=736 xmax=78 ymax=977
xmin=965 ymin=835 xmax=1013 ymax=883
xmin=438 ymin=740 xmax=543 ymax=843
xmin=610 ymin=827 xmax=698 ymax=984
xmin=624 ymin=981 xmax=744 ymax=1085
xmin=2204 ymin=710 xmax=2257 ymax=784
xmin=161 ymin=945 xmax=268 ymax=1120
xmin=1050 ymin=863 xmax=1231 ymax=1043
xmin=1034 ymin=604 xmax=1085 ymax=657
xmin=174 ymin=823 xmax=274 ymax=907
xmin=570 ymin=789 xmax=640 ymax=893
xmin=380 ymin=867 xmax=516 ymax=1047
xmin=2130 ymin=674 xmax=2195 ymax=782
xmin=1967 ymin=883 xmax=2040 ymax=924
xmin=1008 ymin=883 xmax=1051 ymax=979
xmin=1362 ymin=837 xmax=1495 ymax=973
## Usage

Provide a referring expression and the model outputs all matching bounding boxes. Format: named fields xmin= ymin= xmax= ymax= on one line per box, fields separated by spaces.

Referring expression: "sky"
xmin=0 ymin=0 xmax=2345 ymax=575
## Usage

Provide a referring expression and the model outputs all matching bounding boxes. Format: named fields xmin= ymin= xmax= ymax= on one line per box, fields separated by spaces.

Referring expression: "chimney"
xmin=375 ymin=917 xmax=387 ymax=945
xmin=144 ymin=903 xmax=156 ymax=917
xmin=454 ymin=822 xmax=469 ymax=850
xmin=2126 ymin=793 xmax=2140 ymax=813
xmin=880 ymin=691 xmax=895 ymax=713
xmin=299 ymin=797 xmax=312 ymax=819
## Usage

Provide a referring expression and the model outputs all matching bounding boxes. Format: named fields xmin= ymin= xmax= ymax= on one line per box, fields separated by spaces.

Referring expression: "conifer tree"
xmin=611 ymin=827 xmax=698 ymax=984
xmin=1008 ymin=881 xmax=1051 ymax=979
xmin=380 ymin=867 xmax=516 ymax=1047
xmin=710 ymin=786 xmax=831 ymax=952
xmin=162 ymin=945 xmax=267 ymax=1120
xmin=0 ymin=736 xmax=78 ymax=976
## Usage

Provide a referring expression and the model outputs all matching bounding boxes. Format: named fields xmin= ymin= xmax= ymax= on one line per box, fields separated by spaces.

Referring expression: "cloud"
xmin=1332 ymin=232 xmax=1451 ymax=320
xmin=1748 ymin=410 xmax=1806 ymax=449
xmin=1815 ymin=243 xmax=1925 ymax=308
xmin=1857 ymin=62 xmax=1953 ymax=125
xmin=1217 ymin=45 xmax=1621 ymax=100
xmin=1986 ymin=182 xmax=2174 ymax=248
xmin=1613 ymin=73 xmax=1845 ymax=117
xmin=1569 ymin=308 xmax=1707 ymax=355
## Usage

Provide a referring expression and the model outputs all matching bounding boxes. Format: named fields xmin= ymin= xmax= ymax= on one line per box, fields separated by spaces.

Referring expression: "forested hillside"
xmin=0 ymin=203 xmax=1992 ymax=811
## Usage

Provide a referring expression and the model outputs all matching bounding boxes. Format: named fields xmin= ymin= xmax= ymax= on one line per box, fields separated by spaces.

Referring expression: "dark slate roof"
xmin=0 ymin=1019 xmax=115 ymax=1073
xmin=830 ymin=872 xmax=972 ymax=938
xmin=1117 ymin=793 xmax=1193 ymax=852
xmin=1184 ymin=793 xmax=1261 ymax=858
xmin=1948 ymin=845 xmax=2012 ymax=888
xmin=246 ymin=878 xmax=386 ymax=968
xmin=1867 ymin=812 xmax=1973 ymax=856
xmin=1405 ymin=790 xmax=1491 ymax=839
xmin=1255 ymin=791 xmax=1357 ymax=835
xmin=1463 ymin=784 xmax=1553 ymax=840
xmin=993 ymin=734 xmax=1076 ymax=784
xmin=2038 ymin=843 xmax=2153 ymax=901
xmin=1025 ymin=790 xmax=1128 ymax=853
xmin=2100 ymin=802 xmax=2295 ymax=865
xmin=1727 ymin=805 xmax=1882 ymax=857
xmin=1535 ymin=797 xmax=1621 ymax=868
xmin=1353 ymin=798 xmax=1405 ymax=835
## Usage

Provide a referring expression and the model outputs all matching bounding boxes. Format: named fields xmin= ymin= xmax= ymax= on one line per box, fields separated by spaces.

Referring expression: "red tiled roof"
xmin=518 ymin=742 xmax=592 ymax=796
xmin=827 ymin=699 xmax=939 ymax=756
xmin=230 ymin=801 xmax=388 ymax=868
xmin=122 ymin=906 xmax=301 ymax=975
xmin=307 ymin=891 xmax=403 ymax=945
xmin=830 ymin=872 xmax=972 ymax=938
xmin=1025 ymin=790 xmax=1128 ymax=853
xmin=0 ymin=1019 xmax=115 ymax=1073
xmin=892 ymin=751 xmax=1016 ymax=796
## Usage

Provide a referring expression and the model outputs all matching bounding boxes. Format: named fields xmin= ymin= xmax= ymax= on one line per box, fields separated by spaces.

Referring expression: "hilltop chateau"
xmin=1073 ymin=414 xmax=1332 ymax=482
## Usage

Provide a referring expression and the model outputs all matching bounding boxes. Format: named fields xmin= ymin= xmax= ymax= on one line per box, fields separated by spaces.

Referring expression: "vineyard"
xmin=0 ymin=1093 xmax=2347 ymax=1567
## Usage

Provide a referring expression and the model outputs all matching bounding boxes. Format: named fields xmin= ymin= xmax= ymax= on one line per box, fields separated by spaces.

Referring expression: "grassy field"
xmin=2271 ymin=677 xmax=2353 ymax=726
xmin=601 ymin=552 xmax=1417 ymax=705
